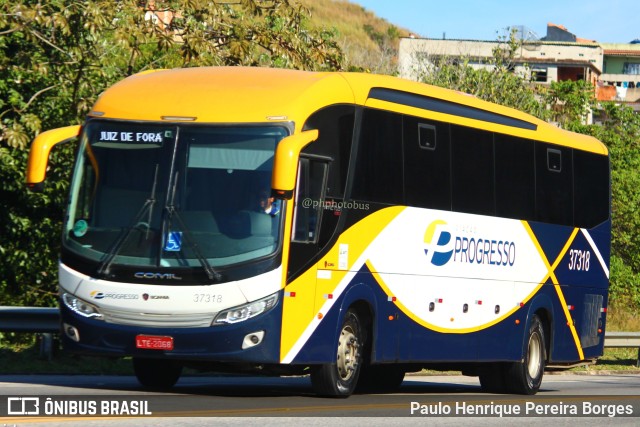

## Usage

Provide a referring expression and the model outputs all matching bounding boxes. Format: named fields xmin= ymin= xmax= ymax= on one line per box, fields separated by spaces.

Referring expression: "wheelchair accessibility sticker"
xmin=164 ymin=231 xmax=182 ymax=252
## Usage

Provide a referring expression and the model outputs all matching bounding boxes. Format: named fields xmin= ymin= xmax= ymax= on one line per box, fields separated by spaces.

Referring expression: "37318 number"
xmin=568 ymin=249 xmax=590 ymax=271
xmin=193 ymin=293 xmax=222 ymax=303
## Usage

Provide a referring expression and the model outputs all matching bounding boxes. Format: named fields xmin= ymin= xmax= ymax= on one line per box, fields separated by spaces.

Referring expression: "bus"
xmin=26 ymin=67 xmax=610 ymax=397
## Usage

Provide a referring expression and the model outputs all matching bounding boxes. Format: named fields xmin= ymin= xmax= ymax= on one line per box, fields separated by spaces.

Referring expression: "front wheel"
xmin=133 ymin=358 xmax=182 ymax=389
xmin=311 ymin=309 xmax=363 ymax=397
xmin=505 ymin=315 xmax=546 ymax=395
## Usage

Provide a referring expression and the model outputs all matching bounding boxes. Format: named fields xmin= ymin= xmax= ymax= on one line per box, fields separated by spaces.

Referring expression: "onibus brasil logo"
xmin=423 ymin=220 xmax=516 ymax=267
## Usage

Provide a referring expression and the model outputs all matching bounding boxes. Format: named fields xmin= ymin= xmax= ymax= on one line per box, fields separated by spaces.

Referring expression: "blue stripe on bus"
xmin=290 ymin=261 xmax=607 ymax=365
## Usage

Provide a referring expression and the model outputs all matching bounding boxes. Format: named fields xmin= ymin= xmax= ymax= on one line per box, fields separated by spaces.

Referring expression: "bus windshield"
xmin=64 ymin=120 xmax=288 ymax=275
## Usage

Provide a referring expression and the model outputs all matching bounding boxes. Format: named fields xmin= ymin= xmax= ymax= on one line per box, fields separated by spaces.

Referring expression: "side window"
xmin=302 ymin=105 xmax=355 ymax=199
xmin=536 ymin=143 xmax=573 ymax=225
xmin=574 ymin=150 xmax=610 ymax=228
xmin=292 ymin=157 xmax=328 ymax=243
xmin=403 ymin=116 xmax=451 ymax=210
xmin=351 ymin=108 xmax=403 ymax=204
xmin=495 ymin=135 xmax=535 ymax=220
xmin=451 ymin=125 xmax=494 ymax=215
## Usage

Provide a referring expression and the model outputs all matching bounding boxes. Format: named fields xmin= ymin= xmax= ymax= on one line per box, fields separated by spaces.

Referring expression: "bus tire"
xmin=133 ymin=357 xmax=182 ymax=389
xmin=506 ymin=315 xmax=546 ymax=395
xmin=311 ymin=309 xmax=363 ymax=397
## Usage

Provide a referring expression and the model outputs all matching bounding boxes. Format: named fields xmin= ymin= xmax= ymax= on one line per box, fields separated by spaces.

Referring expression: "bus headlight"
xmin=213 ymin=292 xmax=278 ymax=325
xmin=62 ymin=293 xmax=104 ymax=320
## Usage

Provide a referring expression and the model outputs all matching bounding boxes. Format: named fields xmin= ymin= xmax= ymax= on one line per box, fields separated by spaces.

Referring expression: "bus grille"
xmin=102 ymin=309 xmax=215 ymax=328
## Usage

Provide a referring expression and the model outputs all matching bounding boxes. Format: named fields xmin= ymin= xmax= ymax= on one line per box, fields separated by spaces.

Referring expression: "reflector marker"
xmin=285 ymin=291 xmax=296 ymax=297
xmin=388 ymin=296 xmax=397 ymax=302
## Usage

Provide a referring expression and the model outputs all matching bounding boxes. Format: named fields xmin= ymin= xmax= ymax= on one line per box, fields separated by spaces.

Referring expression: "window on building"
xmin=532 ymin=68 xmax=548 ymax=82
xmin=623 ymin=62 xmax=640 ymax=75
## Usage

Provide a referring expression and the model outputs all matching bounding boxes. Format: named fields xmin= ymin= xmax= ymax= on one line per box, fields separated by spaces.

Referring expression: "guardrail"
xmin=0 ymin=306 xmax=61 ymax=360
xmin=0 ymin=306 xmax=60 ymax=333
xmin=1 ymin=306 xmax=639 ymax=365
xmin=603 ymin=331 xmax=640 ymax=367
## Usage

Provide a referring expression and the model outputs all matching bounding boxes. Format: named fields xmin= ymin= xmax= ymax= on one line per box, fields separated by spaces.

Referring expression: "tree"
xmin=542 ymin=79 xmax=596 ymax=128
xmin=0 ymin=0 xmax=343 ymax=307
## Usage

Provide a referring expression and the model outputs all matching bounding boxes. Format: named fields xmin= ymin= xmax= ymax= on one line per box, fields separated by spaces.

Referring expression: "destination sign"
xmin=98 ymin=131 xmax=165 ymax=143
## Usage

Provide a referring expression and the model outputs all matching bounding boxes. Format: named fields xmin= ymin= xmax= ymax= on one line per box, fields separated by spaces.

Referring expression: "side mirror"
xmin=26 ymin=125 xmax=81 ymax=192
xmin=271 ymin=129 xmax=319 ymax=199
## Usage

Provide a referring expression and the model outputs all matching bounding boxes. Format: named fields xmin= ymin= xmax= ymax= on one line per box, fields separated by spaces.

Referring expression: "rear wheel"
xmin=133 ymin=358 xmax=182 ymax=389
xmin=311 ymin=309 xmax=363 ymax=397
xmin=505 ymin=315 xmax=546 ymax=395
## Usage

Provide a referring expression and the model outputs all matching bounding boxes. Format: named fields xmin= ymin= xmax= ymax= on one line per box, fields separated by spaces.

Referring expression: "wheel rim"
xmin=336 ymin=324 xmax=359 ymax=381
xmin=527 ymin=332 xmax=542 ymax=379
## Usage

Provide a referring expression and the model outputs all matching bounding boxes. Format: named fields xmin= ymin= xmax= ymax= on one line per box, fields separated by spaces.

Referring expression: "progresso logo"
xmin=90 ymin=290 xmax=138 ymax=300
xmin=423 ymin=220 xmax=516 ymax=267
xmin=423 ymin=220 xmax=453 ymax=266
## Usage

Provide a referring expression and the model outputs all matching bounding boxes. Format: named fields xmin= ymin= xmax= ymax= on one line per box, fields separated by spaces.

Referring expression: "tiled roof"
xmin=604 ymin=50 xmax=640 ymax=56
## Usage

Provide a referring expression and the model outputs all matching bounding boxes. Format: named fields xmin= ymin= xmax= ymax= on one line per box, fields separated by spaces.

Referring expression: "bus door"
xmin=290 ymin=156 xmax=331 ymax=312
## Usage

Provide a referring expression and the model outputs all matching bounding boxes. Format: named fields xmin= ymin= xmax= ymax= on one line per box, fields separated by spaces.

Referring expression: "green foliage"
xmin=583 ymin=102 xmax=640 ymax=277
xmin=0 ymin=0 xmax=343 ymax=307
xmin=542 ymin=79 xmax=596 ymax=127
xmin=609 ymin=256 xmax=640 ymax=308
xmin=299 ymin=0 xmax=408 ymax=74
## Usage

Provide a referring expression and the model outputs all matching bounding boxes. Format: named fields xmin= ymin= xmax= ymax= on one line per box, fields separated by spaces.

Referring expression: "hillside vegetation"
xmin=299 ymin=0 xmax=413 ymax=73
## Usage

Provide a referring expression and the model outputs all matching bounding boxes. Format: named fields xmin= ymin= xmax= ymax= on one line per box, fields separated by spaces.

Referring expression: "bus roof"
xmin=89 ymin=66 xmax=607 ymax=155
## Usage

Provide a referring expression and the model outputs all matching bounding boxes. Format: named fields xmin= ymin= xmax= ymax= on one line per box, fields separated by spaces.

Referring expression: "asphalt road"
xmin=1 ymin=373 xmax=639 ymax=425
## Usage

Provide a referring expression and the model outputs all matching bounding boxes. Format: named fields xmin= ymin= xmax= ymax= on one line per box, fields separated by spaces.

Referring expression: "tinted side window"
xmin=574 ymin=150 xmax=609 ymax=228
xmin=302 ymin=105 xmax=355 ymax=199
xmin=536 ymin=143 xmax=573 ymax=225
xmin=403 ymin=116 xmax=451 ymax=210
xmin=495 ymin=135 xmax=535 ymax=220
xmin=451 ymin=125 xmax=494 ymax=215
xmin=292 ymin=158 xmax=328 ymax=243
xmin=352 ymin=109 xmax=403 ymax=204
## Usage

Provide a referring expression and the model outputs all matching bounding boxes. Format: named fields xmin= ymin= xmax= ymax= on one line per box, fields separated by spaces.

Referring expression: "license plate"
xmin=135 ymin=334 xmax=174 ymax=350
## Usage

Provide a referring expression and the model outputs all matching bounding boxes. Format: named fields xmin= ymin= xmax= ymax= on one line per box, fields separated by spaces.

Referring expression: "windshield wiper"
xmin=163 ymin=171 xmax=222 ymax=282
xmin=97 ymin=164 xmax=160 ymax=278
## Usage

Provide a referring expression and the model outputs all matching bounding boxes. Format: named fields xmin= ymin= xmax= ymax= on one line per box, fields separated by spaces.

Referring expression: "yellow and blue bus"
xmin=27 ymin=67 xmax=610 ymax=396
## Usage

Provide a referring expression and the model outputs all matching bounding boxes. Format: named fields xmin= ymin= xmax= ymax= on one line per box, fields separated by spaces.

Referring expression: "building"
xmin=399 ymin=23 xmax=640 ymax=111
xmin=599 ymin=42 xmax=640 ymax=105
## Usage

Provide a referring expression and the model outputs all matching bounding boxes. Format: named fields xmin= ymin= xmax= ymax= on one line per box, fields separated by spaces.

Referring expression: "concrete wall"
xmin=399 ymin=38 xmax=602 ymax=81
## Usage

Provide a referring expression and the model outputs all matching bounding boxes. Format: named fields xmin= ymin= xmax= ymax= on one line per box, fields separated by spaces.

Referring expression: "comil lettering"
xmin=134 ymin=272 xmax=182 ymax=280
